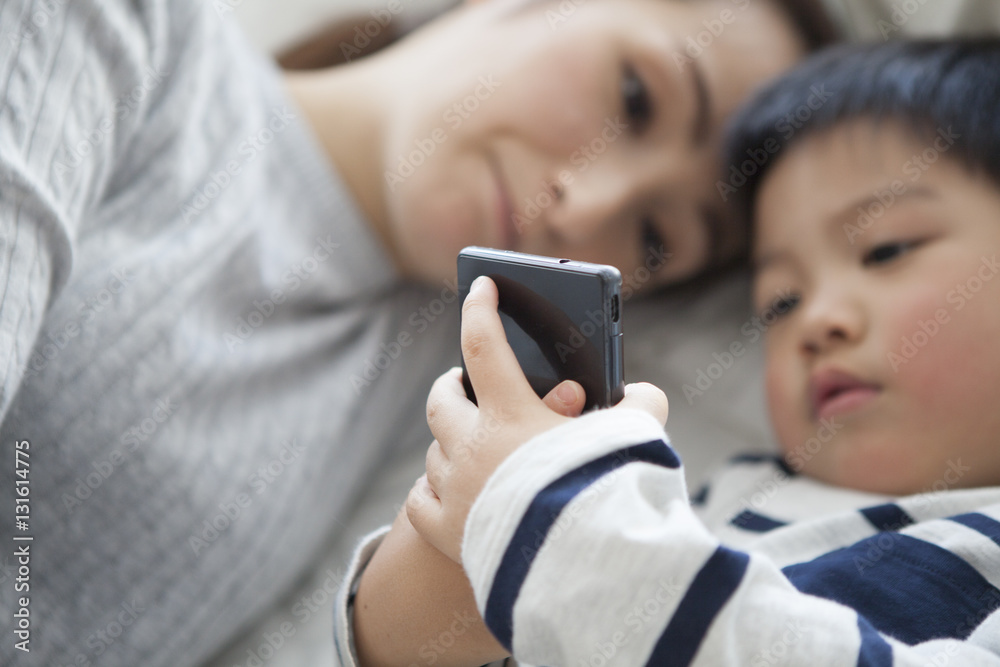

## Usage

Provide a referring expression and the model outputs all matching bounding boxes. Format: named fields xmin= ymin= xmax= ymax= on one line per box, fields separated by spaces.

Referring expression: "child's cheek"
xmin=765 ymin=346 xmax=801 ymax=457
xmin=882 ymin=280 xmax=996 ymax=415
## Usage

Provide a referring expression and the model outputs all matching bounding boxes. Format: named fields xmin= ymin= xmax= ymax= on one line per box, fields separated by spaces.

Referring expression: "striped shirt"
xmin=346 ymin=408 xmax=1000 ymax=666
xmin=459 ymin=409 xmax=1000 ymax=665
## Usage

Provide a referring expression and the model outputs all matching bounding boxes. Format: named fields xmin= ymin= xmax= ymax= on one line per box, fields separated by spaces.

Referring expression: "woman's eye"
xmin=639 ymin=216 xmax=667 ymax=258
xmin=621 ymin=64 xmax=653 ymax=134
xmin=862 ymin=241 xmax=917 ymax=266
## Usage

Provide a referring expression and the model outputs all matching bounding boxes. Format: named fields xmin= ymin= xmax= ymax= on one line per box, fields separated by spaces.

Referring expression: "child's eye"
xmin=621 ymin=64 xmax=653 ymax=134
xmin=862 ymin=241 xmax=918 ymax=266
xmin=755 ymin=291 xmax=800 ymax=320
xmin=772 ymin=293 xmax=800 ymax=318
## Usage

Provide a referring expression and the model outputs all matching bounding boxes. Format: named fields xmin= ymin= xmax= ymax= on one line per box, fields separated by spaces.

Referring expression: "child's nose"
xmin=799 ymin=289 xmax=867 ymax=356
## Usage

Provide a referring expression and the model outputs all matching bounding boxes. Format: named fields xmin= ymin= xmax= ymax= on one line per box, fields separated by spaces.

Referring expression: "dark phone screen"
xmin=458 ymin=252 xmax=622 ymax=410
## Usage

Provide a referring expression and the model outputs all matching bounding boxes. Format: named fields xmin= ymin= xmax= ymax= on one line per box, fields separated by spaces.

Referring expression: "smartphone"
xmin=457 ymin=246 xmax=625 ymax=411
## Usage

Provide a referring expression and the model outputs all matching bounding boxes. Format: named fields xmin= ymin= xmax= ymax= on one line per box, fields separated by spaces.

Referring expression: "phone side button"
xmin=610 ymin=333 xmax=625 ymax=404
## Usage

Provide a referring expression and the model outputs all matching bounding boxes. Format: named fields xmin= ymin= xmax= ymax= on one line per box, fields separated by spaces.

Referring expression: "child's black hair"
xmin=721 ymin=39 xmax=1000 ymax=245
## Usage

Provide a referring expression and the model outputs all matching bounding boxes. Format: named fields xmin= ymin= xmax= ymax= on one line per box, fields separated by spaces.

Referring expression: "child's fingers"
xmin=423 ymin=439 xmax=449 ymax=498
xmin=541 ymin=380 xmax=586 ymax=417
xmin=616 ymin=382 xmax=669 ymax=425
xmin=405 ymin=474 xmax=440 ymax=527
xmin=405 ymin=475 xmax=462 ymax=563
xmin=460 ymin=276 xmax=538 ymax=414
xmin=426 ymin=367 xmax=478 ymax=446
xmin=405 ymin=475 xmax=441 ymax=532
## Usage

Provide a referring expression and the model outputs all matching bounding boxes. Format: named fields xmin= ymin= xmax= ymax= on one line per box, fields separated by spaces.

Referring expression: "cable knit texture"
xmin=0 ymin=1 xmax=460 ymax=665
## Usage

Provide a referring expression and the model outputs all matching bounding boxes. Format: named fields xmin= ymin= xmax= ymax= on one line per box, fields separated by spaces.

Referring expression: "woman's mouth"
xmin=809 ymin=368 xmax=881 ymax=421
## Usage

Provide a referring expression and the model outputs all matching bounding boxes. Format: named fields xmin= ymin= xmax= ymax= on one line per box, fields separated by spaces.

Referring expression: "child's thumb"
xmin=615 ymin=382 xmax=669 ymax=426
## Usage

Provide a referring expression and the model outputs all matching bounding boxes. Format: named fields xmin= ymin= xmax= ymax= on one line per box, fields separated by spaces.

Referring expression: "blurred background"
xmin=231 ymin=0 xmax=458 ymax=56
xmin=230 ymin=0 xmax=1000 ymax=58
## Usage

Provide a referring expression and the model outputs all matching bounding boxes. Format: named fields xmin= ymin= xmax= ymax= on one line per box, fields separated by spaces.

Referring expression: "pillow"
xmin=624 ymin=270 xmax=775 ymax=486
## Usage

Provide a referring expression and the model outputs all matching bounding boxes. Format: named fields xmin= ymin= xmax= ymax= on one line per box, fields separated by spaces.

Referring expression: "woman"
xmin=0 ymin=1 xmax=833 ymax=666
xmin=287 ymin=0 xmax=834 ymax=288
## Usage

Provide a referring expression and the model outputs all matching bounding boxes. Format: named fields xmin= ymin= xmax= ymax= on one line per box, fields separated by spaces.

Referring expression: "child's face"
xmin=754 ymin=121 xmax=1000 ymax=495
xmin=384 ymin=0 xmax=803 ymax=287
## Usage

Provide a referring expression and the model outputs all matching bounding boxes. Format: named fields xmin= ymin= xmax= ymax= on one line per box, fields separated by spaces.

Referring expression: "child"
xmin=341 ymin=40 xmax=1000 ymax=666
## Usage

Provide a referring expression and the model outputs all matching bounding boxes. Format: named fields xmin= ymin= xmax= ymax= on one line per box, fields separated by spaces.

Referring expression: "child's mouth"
xmin=809 ymin=369 xmax=881 ymax=421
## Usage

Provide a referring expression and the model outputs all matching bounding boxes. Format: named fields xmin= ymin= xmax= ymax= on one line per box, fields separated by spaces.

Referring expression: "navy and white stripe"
xmin=462 ymin=418 xmax=1000 ymax=667
xmin=860 ymin=502 xmax=915 ymax=532
xmin=729 ymin=509 xmax=788 ymax=532
xmin=644 ymin=547 xmax=749 ymax=667
xmin=783 ymin=532 xmax=1000 ymax=644
xmin=483 ymin=440 xmax=680 ymax=650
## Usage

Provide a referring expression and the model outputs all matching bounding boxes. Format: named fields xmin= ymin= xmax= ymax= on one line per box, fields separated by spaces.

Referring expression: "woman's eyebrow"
xmin=689 ymin=59 xmax=713 ymax=146
xmin=701 ymin=203 xmax=729 ymax=267
xmin=752 ymin=247 xmax=790 ymax=273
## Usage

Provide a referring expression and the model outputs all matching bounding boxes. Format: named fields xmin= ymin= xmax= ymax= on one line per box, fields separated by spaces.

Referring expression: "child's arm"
xmin=349 ymin=336 xmax=591 ymax=666
xmin=407 ymin=275 xmax=670 ymax=564
xmin=351 ymin=505 xmax=507 ymax=667
xmin=408 ymin=276 xmax=1000 ymax=666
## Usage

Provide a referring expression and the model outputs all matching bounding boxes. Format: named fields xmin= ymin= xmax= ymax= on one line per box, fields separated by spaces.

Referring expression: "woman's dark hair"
xmin=722 ymin=38 xmax=1000 ymax=247
xmin=666 ymin=0 xmax=839 ymax=287
xmin=771 ymin=0 xmax=841 ymax=52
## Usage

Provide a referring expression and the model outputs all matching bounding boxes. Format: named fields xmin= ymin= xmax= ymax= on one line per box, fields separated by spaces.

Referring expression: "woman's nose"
xmin=543 ymin=167 xmax=637 ymax=245
xmin=543 ymin=147 xmax=705 ymax=243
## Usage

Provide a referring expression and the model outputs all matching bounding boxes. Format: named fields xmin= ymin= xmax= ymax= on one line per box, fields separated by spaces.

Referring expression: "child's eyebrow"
xmin=752 ymin=185 xmax=937 ymax=273
xmin=827 ymin=185 xmax=936 ymax=228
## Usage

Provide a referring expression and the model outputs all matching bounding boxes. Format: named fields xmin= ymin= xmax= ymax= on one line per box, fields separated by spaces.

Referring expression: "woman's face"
xmin=380 ymin=0 xmax=806 ymax=287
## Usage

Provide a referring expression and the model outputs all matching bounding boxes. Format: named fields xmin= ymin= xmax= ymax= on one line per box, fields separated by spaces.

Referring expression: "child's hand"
xmin=406 ymin=276 xmax=669 ymax=563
